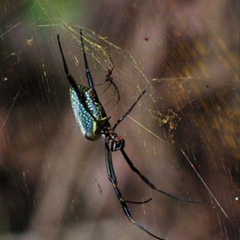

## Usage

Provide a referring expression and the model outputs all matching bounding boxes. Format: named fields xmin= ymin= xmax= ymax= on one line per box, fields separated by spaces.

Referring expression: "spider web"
xmin=0 ymin=1 xmax=239 ymax=240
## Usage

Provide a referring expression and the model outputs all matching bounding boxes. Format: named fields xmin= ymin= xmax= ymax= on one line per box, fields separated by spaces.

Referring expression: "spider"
xmin=57 ymin=30 xmax=198 ymax=240
xmin=96 ymin=54 xmax=120 ymax=105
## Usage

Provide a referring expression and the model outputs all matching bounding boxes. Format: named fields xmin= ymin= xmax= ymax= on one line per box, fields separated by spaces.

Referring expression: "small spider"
xmin=57 ymin=30 xmax=198 ymax=240
xmin=95 ymin=54 xmax=120 ymax=106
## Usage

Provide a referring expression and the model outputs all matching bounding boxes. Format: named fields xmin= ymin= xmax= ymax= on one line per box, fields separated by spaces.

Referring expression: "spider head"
xmin=102 ymin=128 xmax=125 ymax=151
xmin=111 ymin=135 xmax=125 ymax=151
xmin=104 ymin=131 xmax=125 ymax=151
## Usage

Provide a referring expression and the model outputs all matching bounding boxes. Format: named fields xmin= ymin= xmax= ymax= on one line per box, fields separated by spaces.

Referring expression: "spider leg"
xmin=113 ymin=90 xmax=146 ymax=131
xmin=97 ymin=81 xmax=119 ymax=107
xmin=96 ymin=80 xmax=112 ymax=92
xmin=120 ymin=148 xmax=199 ymax=204
xmin=105 ymin=143 xmax=164 ymax=240
xmin=80 ymin=29 xmax=94 ymax=89
xmin=57 ymin=35 xmax=81 ymax=95
xmin=126 ymin=197 xmax=152 ymax=205
xmin=107 ymin=77 xmax=120 ymax=104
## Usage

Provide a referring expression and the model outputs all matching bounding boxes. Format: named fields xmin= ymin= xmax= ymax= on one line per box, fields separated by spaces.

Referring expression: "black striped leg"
xmin=105 ymin=143 xmax=164 ymax=240
xmin=121 ymin=148 xmax=199 ymax=204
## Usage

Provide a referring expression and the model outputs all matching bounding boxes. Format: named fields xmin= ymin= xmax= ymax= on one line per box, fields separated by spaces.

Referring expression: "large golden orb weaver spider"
xmin=57 ymin=29 xmax=198 ymax=240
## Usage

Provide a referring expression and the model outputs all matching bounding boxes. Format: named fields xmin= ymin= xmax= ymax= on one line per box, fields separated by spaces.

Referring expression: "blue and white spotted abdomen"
xmin=70 ymin=85 xmax=110 ymax=141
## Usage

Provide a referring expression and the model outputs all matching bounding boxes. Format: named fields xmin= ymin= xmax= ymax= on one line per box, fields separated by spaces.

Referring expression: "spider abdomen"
xmin=70 ymin=85 xmax=110 ymax=141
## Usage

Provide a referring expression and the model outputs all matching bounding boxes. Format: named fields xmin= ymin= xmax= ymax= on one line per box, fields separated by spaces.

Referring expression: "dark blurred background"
xmin=0 ymin=1 xmax=239 ymax=240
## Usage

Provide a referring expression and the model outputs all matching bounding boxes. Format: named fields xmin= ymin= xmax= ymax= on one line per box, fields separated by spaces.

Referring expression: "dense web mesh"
xmin=0 ymin=1 xmax=239 ymax=240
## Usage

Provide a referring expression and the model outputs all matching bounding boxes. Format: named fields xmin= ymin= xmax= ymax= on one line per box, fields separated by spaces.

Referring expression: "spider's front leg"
xmin=79 ymin=29 xmax=95 ymax=89
xmin=57 ymin=34 xmax=80 ymax=95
